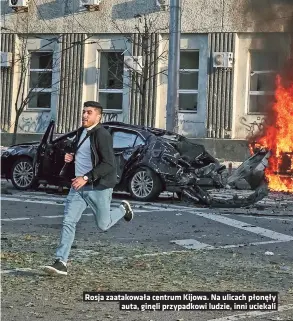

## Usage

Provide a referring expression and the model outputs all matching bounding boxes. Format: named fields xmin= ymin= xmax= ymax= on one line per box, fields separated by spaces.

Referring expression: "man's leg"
xmin=85 ymin=188 xmax=133 ymax=231
xmin=44 ymin=187 xmax=87 ymax=275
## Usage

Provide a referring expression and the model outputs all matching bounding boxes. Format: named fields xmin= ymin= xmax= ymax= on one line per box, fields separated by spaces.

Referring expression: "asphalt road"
xmin=1 ymin=182 xmax=293 ymax=321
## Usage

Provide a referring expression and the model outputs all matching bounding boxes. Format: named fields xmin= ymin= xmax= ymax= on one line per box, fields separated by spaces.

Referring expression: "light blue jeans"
xmin=55 ymin=185 xmax=125 ymax=262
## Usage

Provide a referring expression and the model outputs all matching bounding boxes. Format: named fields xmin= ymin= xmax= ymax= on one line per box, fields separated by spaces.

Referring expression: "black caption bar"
xmin=83 ymin=291 xmax=278 ymax=311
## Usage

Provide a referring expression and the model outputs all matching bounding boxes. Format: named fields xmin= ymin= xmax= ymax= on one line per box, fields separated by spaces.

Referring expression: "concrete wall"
xmin=158 ymin=34 xmax=209 ymax=138
xmin=207 ymin=33 xmax=235 ymax=139
xmin=1 ymin=0 xmax=292 ymax=34
xmin=1 ymin=0 xmax=293 ymax=145
xmin=57 ymin=34 xmax=85 ymax=133
xmin=1 ymin=131 xmax=249 ymax=162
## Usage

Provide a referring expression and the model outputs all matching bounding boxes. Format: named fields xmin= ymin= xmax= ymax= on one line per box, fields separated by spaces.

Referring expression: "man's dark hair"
xmin=83 ymin=101 xmax=103 ymax=114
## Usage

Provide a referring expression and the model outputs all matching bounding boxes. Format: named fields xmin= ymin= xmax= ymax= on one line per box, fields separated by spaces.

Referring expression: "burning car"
xmin=1 ymin=120 xmax=227 ymax=201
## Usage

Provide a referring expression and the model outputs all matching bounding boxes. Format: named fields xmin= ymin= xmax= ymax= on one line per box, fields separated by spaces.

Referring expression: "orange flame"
xmin=253 ymin=76 xmax=293 ymax=192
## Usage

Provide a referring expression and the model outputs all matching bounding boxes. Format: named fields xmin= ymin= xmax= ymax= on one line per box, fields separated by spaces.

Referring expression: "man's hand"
xmin=72 ymin=176 xmax=87 ymax=190
xmin=65 ymin=153 xmax=74 ymax=163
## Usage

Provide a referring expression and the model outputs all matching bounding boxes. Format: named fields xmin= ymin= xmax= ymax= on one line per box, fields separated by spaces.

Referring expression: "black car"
xmin=1 ymin=121 xmax=225 ymax=201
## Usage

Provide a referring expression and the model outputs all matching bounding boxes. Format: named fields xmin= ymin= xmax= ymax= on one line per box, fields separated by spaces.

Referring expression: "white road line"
xmin=6 ymin=194 xmax=164 ymax=208
xmin=170 ymin=239 xmax=288 ymax=250
xmin=171 ymin=239 xmax=213 ymax=250
xmin=235 ymin=214 xmax=293 ymax=222
xmin=6 ymin=194 xmax=67 ymax=201
xmin=1 ymin=208 xmax=159 ymax=222
xmin=185 ymin=211 xmax=293 ymax=242
xmin=42 ymin=215 xmax=63 ymax=218
xmin=1 ymin=196 xmax=65 ymax=206
xmin=1 ymin=217 xmax=31 ymax=221
xmin=207 ymin=304 xmax=293 ymax=321
xmin=5 ymin=192 xmax=184 ymax=207
xmin=1 ymin=195 xmax=180 ymax=211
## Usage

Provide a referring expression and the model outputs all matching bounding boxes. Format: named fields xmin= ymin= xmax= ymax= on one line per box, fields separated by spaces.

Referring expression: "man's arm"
xmin=85 ymin=130 xmax=116 ymax=183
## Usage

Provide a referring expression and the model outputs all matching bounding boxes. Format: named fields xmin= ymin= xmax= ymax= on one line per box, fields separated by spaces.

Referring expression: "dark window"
xmin=179 ymin=51 xmax=199 ymax=112
xmin=249 ymin=51 xmax=279 ymax=113
xmin=28 ymin=51 xmax=53 ymax=109
xmin=30 ymin=52 xmax=53 ymax=69
xmin=99 ymin=51 xmax=124 ymax=110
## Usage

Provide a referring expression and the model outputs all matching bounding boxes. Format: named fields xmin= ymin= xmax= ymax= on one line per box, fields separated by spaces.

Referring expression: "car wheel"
xmin=129 ymin=168 xmax=162 ymax=201
xmin=11 ymin=158 xmax=37 ymax=190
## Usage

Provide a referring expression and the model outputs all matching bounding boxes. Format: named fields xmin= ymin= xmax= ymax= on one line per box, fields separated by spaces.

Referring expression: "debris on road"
xmin=265 ymin=251 xmax=275 ymax=256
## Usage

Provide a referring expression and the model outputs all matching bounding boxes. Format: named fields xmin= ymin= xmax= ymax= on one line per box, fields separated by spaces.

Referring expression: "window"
xmin=178 ymin=51 xmax=199 ymax=112
xmin=99 ymin=52 xmax=124 ymax=110
xmin=28 ymin=52 xmax=53 ymax=109
xmin=112 ymin=131 xmax=144 ymax=149
xmin=248 ymin=51 xmax=279 ymax=113
xmin=134 ymin=135 xmax=145 ymax=147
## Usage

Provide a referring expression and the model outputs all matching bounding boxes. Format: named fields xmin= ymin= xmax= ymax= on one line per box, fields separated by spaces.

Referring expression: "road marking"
xmin=1 ymin=196 xmax=65 ymax=206
xmin=184 ymin=211 xmax=293 ymax=242
xmin=1 ymin=207 xmax=163 ymax=222
xmin=171 ymin=239 xmax=288 ymax=250
xmin=42 ymin=215 xmax=63 ymax=218
xmin=3 ymin=192 xmax=187 ymax=207
xmin=235 ymin=214 xmax=293 ymax=222
xmin=6 ymin=194 xmax=67 ymax=201
xmin=1 ymin=195 xmax=180 ymax=212
xmin=1 ymin=217 xmax=31 ymax=221
xmin=170 ymin=239 xmax=213 ymax=250
xmin=207 ymin=304 xmax=293 ymax=321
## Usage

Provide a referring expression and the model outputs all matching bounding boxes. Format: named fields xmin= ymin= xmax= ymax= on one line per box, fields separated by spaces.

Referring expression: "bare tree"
xmin=10 ymin=35 xmax=61 ymax=144
xmin=107 ymin=13 xmax=169 ymax=126
xmin=9 ymin=32 xmax=91 ymax=143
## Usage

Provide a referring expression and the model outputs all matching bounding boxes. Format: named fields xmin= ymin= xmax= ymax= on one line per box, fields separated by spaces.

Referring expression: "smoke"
xmin=244 ymin=0 xmax=293 ymax=86
xmin=244 ymin=0 xmax=293 ymax=32
xmin=243 ymin=0 xmax=293 ymax=146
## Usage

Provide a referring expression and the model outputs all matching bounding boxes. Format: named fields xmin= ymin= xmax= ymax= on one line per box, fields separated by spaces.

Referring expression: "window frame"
xmin=27 ymin=51 xmax=54 ymax=111
xmin=178 ymin=51 xmax=199 ymax=113
xmin=247 ymin=50 xmax=278 ymax=115
xmin=98 ymin=50 xmax=124 ymax=112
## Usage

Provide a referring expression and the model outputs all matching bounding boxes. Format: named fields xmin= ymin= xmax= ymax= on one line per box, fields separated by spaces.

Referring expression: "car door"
xmin=109 ymin=128 xmax=145 ymax=183
xmin=34 ymin=120 xmax=55 ymax=180
xmin=49 ymin=130 xmax=78 ymax=180
xmin=34 ymin=120 xmax=77 ymax=182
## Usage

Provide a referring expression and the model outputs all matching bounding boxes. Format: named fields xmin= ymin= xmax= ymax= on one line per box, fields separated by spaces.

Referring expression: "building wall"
xmin=129 ymin=32 xmax=159 ymax=127
xmin=157 ymin=34 xmax=209 ymax=138
xmin=207 ymin=33 xmax=235 ymax=139
xmin=82 ymin=34 xmax=132 ymax=124
xmin=57 ymin=33 xmax=85 ymax=133
xmin=232 ymin=33 xmax=292 ymax=139
xmin=1 ymin=0 xmax=292 ymax=34
xmin=1 ymin=0 xmax=292 ymax=140
xmin=1 ymin=33 xmax=14 ymax=132
xmin=13 ymin=36 xmax=60 ymax=134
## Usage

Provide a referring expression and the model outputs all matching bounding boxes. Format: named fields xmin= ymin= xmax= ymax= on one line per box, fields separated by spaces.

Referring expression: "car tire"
xmin=129 ymin=167 xmax=162 ymax=201
xmin=11 ymin=158 xmax=37 ymax=190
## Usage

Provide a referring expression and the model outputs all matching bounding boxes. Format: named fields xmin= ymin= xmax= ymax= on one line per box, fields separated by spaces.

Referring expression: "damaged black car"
xmin=1 ymin=120 xmax=227 ymax=201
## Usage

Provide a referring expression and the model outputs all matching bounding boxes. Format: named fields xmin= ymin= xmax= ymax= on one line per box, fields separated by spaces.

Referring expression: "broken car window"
xmin=113 ymin=131 xmax=138 ymax=149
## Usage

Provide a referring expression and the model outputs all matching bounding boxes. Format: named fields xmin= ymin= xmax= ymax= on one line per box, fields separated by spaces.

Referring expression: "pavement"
xmin=1 ymin=180 xmax=293 ymax=321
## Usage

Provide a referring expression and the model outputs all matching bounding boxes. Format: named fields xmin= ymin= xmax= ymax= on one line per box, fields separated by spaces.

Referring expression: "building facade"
xmin=1 ymin=0 xmax=292 ymax=148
